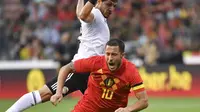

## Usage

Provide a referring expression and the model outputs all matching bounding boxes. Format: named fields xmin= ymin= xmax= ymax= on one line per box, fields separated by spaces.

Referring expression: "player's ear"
xmin=98 ymin=0 xmax=102 ymax=2
xmin=121 ymin=52 xmax=125 ymax=58
xmin=97 ymin=0 xmax=102 ymax=4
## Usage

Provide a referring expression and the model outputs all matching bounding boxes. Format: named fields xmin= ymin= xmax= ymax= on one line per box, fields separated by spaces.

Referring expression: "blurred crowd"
xmin=0 ymin=0 xmax=200 ymax=66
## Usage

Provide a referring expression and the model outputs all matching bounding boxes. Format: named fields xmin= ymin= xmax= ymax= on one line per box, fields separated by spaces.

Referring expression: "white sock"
xmin=6 ymin=90 xmax=42 ymax=112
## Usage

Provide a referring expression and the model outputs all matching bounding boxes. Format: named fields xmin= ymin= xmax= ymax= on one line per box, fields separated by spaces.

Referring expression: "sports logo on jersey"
xmin=104 ymin=77 xmax=114 ymax=88
xmin=99 ymin=75 xmax=120 ymax=90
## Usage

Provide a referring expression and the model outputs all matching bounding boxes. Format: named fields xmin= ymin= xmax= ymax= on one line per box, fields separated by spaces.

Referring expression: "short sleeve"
xmin=129 ymin=64 xmax=145 ymax=93
xmin=91 ymin=8 xmax=102 ymax=24
xmin=79 ymin=8 xmax=100 ymax=24
xmin=74 ymin=56 xmax=102 ymax=73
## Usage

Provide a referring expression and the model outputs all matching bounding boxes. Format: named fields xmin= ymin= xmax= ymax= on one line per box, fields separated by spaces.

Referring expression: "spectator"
xmin=54 ymin=32 xmax=77 ymax=67
xmin=0 ymin=0 xmax=199 ymax=67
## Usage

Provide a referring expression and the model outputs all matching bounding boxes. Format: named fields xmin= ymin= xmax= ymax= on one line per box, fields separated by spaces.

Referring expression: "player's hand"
xmin=115 ymin=107 xmax=131 ymax=112
xmin=50 ymin=93 xmax=63 ymax=106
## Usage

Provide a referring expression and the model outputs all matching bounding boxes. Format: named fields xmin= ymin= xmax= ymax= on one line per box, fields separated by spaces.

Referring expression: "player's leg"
xmin=6 ymin=77 xmax=58 ymax=112
xmin=6 ymin=85 xmax=50 ymax=112
xmin=70 ymin=72 xmax=90 ymax=94
xmin=6 ymin=73 xmax=88 ymax=112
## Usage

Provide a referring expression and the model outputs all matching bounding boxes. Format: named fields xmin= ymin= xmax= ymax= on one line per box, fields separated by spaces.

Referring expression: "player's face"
xmin=99 ymin=0 xmax=117 ymax=18
xmin=105 ymin=45 xmax=124 ymax=72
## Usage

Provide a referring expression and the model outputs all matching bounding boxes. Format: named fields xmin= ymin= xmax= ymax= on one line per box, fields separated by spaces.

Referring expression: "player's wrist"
xmin=125 ymin=107 xmax=133 ymax=112
xmin=88 ymin=0 xmax=97 ymax=5
xmin=55 ymin=91 xmax=62 ymax=96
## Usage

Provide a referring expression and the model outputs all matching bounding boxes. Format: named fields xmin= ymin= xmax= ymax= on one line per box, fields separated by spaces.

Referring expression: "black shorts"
xmin=46 ymin=72 xmax=90 ymax=96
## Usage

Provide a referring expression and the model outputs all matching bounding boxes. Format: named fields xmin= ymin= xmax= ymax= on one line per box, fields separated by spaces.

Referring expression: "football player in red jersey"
xmin=51 ymin=39 xmax=148 ymax=112
xmin=6 ymin=0 xmax=118 ymax=111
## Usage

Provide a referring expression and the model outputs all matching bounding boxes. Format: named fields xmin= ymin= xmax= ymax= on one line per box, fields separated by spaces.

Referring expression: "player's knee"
xmin=38 ymin=85 xmax=53 ymax=102
xmin=62 ymin=86 xmax=69 ymax=94
xmin=21 ymin=93 xmax=30 ymax=99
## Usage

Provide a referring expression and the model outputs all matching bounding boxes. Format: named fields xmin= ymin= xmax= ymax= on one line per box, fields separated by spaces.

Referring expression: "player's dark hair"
xmin=106 ymin=39 xmax=125 ymax=53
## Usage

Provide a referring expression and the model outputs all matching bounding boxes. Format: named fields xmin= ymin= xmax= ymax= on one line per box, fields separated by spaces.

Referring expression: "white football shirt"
xmin=72 ymin=8 xmax=110 ymax=61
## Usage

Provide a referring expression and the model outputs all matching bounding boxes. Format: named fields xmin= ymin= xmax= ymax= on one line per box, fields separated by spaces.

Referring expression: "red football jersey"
xmin=73 ymin=56 xmax=145 ymax=112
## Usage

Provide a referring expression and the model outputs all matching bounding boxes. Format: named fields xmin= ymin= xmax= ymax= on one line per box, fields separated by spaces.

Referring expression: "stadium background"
xmin=0 ymin=0 xmax=200 ymax=112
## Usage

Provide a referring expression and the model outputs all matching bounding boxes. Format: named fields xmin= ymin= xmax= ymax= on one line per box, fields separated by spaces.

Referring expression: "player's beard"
xmin=108 ymin=61 xmax=121 ymax=72
xmin=103 ymin=10 xmax=111 ymax=18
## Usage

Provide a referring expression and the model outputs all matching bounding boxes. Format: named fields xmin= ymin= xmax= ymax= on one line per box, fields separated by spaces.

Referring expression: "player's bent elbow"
xmin=142 ymin=98 xmax=149 ymax=109
xmin=78 ymin=14 xmax=87 ymax=21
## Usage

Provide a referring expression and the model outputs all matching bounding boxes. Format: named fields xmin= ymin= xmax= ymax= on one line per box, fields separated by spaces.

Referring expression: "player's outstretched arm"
xmin=50 ymin=62 xmax=75 ymax=106
xmin=76 ymin=0 xmax=84 ymax=17
xmin=77 ymin=0 xmax=98 ymax=23
xmin=115 ymin=91 xmax=149 ymax=112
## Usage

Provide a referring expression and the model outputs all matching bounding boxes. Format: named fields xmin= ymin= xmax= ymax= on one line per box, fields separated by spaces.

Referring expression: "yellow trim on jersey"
xmin=97 ymin=69 xmax=103 ymax=74
xmin=131 ymin=84 xmax=145 ymax=91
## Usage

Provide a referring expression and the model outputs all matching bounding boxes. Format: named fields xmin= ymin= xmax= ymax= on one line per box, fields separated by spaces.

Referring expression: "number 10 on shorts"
xmin=101 ymin=88 xmax=114 ymax=100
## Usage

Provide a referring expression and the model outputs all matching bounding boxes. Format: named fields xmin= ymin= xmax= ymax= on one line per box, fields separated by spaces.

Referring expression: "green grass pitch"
xmin=1 ymin=97 xmax=200 ymax=112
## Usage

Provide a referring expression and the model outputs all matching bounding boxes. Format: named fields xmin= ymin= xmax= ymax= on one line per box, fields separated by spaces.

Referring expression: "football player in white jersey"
xmin=7 ymin=0 xmax=117 ymax=111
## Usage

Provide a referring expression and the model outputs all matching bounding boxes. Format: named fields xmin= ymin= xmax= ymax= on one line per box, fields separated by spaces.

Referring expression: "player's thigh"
xmin=75 ymin=72 xmax=90 ymax=93
xmin=45 ymin=74 xmax=79 ymax=96
xmin=45 ymin=73 xmax=90 ymax=97
xmin=38 ymin=85 xmax=53 ymax=102
xmin=64 ymin=72 xmax=90 ymax=94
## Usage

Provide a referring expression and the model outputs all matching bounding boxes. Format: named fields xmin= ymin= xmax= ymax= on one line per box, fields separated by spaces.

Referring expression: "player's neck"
xmin=95 ymin=4 xmax=102 ymax=11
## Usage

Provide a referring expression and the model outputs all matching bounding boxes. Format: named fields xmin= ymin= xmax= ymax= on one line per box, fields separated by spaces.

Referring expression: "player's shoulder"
xmin=92 ymin=8 xmax=104 ymax=19
xmin=92 ymin=8 xmax=101 ymax=14
xmin=123 ymin=58 xmax=138 ymax=72
xmin=88 ymin=55 xmax=104 ymax=61
xmin=88 ymin=55 xmax=104 ymax=70
xmin=123 ymin=58 xmax=140 ymax=82
xmin=124 ymin=59 xmax=138 ymax=78
xmin=79 ymin=8 xmax=101 ymax=23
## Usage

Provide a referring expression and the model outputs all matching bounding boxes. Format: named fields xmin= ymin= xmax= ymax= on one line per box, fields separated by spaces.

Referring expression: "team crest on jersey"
xmin=99 ymin=75 xmax=120 ymax=90
xmin=104 ymin=77 xmax=115 ymax=88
